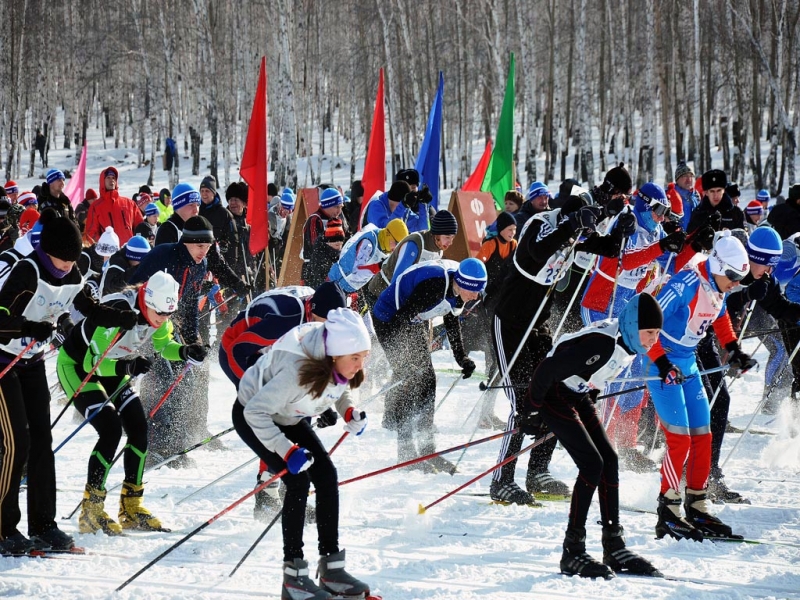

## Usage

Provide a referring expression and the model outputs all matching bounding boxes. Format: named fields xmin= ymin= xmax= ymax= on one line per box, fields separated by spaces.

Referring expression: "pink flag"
xmin=65 ymin=143 xmax=87 ymax=208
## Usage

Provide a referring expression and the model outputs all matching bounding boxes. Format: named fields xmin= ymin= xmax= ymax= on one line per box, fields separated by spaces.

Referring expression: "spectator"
xmin=84 ymin=166 xmax=143 ymax=244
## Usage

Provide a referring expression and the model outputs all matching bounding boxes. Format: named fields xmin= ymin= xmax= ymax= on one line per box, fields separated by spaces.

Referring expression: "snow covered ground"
xmin=1 ymin=336 xmax=799 ymax=600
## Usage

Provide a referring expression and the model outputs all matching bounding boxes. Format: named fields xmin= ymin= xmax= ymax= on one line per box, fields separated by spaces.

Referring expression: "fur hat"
xmin=395 ymin=168 xmax=420 ymax=187
xmin=701 ymin=169 xmax=728 ymax=191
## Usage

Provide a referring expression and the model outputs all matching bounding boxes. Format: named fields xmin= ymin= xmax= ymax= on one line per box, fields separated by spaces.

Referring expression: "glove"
xmin=516 ymin=409 xmax=546 ymax=436
xmin=116 ymin=356 xmax=153 ymax=377
xmin=417 ymin=184 xmax=433 ymax=204
xmin=654 ymin=355 xmax=685 ymax=385
xmin=316 ymin=407 xmax=339 ymax=429
xmin=615 ymin=211 xmax=637 ymax=237
xmin=285 ymin=445 xmax=314 ymax=474
xmin=782 ymin=303 xmax=800 ymax=324
xmin=180 ymin=343 xmax=209 ymax=366
xmin=53 ymin=315 xmax=74 ymax=349
xmin=344 ymin=407 xmax=367 ymax=436
xmin=200 ymin=280 xmax=215 ymax=295
xmin=588 ymin=389 xmax=601 ymax=404
xmin=460 ymin=358 xmax=476 ymax=379
xmin=659 ymin=230 xmax=687 ymax=254
xmin=604 ymin=195 xmax=626 ymax=218
xmin=662 ymin=219 xmax=681 ymax=235
xmin=234 ymin=280 xmax=252 ymax=299
xmin=567 ymin=206 xmax=603 ymax=233
xmin=708 ymin=211 xmax=722 ymax=230
xmin=115 ymin=310 xmax=138 ymax=331
xmin=743 ymin=277 xmax=769 ymax=303
xmin=21 ymin=320 xmax=54 ymax=342
xmin=690 ymin=225 xmax=716 ymax=252
xmin=725 ymin=343 xmax=758 ymax=375
xmin=402 ymin=191 xmax=420 ymax=212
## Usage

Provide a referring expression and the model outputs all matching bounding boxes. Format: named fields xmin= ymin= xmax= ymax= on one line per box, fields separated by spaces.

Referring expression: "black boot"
xmin=398 ymin=433 xmax=435 ymax=473
xmin=655 ymin=489 xmax=703 ymax=541
xmin=418 ymin=429 xmax=457 ymax=475
xmin=707 ymin=476 xmax=750 ymax=505
xmin=684 ymin=488 xmax=742 ymax=539
xmin=602 ymin=524 xmax=662 ymax=576
xmin=560 ymin=527 xmax=614 ymax=579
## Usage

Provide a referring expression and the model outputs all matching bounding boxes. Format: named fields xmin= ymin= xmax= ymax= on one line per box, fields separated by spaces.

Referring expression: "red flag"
xmin=241 ymin=57 xmax=269 ymax=254
xmin=358 ymin=69 xmax=386 ymax=229
xmin=65 ymin=142 xmax=87 ymax=208
xmin=461 ymin=140 xmax=492 ymax=191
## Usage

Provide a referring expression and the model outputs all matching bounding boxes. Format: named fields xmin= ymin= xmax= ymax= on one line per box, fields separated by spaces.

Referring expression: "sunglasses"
xmin=155 ymin=309 xmax=175 ymax=317
xmin=723 ymin=269 xmax=745 ymax=282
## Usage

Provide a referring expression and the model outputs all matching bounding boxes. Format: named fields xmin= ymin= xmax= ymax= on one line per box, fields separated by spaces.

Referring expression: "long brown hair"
xmin=297 ymin=356 xmax=364 ymax=399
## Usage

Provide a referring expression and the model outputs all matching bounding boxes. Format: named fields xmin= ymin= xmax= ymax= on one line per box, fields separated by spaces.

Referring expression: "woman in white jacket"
xmin=233 ymin=308 xmax=372 ymax=600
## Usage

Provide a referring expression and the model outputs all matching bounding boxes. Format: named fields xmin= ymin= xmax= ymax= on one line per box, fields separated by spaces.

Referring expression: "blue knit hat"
xmin=280 ymin=188 xmax=296 ymax=210
xmin=773 ymin=239 xmax=800 ymax=285
xmin=125 ymin=235 xmax=151 ymax=261
xmin=46 ymin=169 xmax=65 ymax=185
xmin=526 ymin=181 xmax=551 ymax=202
xmin=29 ymin=220 xmax=43 ymax=248
xmin=454 ymin=258 xmax=487 ymax=292
xmin=144 ymin=203 xmax=160 ymax=217
xmin=747 ymin=226 xmax=782 ymax=267
xmin=757 ymin=189 xmax=771 ymax=204
xmin=319 ymin=188 xmax=343 ymax=209
xmin=618 ymin=293 xmax=663 ymax=354
xmin=172 ymin=182 xmax=201 ymax=210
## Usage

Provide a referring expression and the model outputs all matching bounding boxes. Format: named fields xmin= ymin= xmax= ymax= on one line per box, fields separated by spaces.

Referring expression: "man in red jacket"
xmin=84 ymin=167 xmax=143 ymax=244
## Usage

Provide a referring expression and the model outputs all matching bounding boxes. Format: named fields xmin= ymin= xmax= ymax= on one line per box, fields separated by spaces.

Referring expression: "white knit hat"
xmin=324 ymin=308 xmax=371 ymax=356
xmin=709 ymin=233 xmax=750 ymax=280
xmin=96 ymin=226 xmax=120 ymax=257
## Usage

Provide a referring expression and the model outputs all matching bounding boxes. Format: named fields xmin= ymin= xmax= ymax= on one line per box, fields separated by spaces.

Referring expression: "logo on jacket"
xmin=586 ymin=355 xmax=600 ymax=365
xmin=36 ymin=295 xmax=45 ymax=306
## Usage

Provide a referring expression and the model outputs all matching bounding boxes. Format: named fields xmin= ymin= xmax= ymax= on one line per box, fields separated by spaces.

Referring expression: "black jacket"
xmin=37 ymin=183 xmax=75 ymax=221
xmin=302 ymin=240 xmax=341 ymax=289
xmin=199 ymin=197 xmax=235 ymax=254
xmin=726 ymin=272 xmax=800 ymax=325
xmin=687 ymin=194 xmax=744 ymax=234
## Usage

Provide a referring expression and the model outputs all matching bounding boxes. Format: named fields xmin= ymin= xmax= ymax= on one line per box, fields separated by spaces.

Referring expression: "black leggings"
xmin=73 ymin=377 xmax=149 ymax=488
xmin=538 ymin=388 xmax=619 ymax=530
xmin=232 ymin=401 xmax=339 ymax=562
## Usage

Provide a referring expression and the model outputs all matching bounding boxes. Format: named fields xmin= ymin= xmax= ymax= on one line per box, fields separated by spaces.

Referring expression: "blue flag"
xmin=415 ymin=72 xmax=443 ymax=210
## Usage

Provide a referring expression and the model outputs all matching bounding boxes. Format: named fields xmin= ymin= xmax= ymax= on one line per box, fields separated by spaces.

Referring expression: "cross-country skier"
xmin=234 ymin=308 xmax=374 ymax=600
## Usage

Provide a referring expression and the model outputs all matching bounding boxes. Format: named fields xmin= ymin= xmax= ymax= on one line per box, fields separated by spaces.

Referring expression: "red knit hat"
xmin=85 ymin=188 xmax=98 ymax=201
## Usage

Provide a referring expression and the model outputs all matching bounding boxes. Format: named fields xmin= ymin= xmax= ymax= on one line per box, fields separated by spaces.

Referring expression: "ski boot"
xmin=684 ymin=488 xmax=741 ymax=539
xmin=418 ymin=430 xmax=457 ymax=475
xmin=79 ymin=484 xmax=123 ymax=535
xmin=526 ymin=470 xmax=571 ymax=499
xmin=560 ymin=527 xmax=614 ymax=579
xmin=655 ymin=489 xmax=703 ymax=541
xmin=282 ymin=557 xmax=332 ymax=600
xmin=30 ymin=526 xmax=74 ymax=551
xmin=618 ymin=447 xmax=658 ymax=473
xmin=708 ymin=476 xmax=750 ymax=505
xmin=602 ymin=524 xmax=662 ymax=576
xmin=254 ymin=479 xmax=282 ymax=522
xmin=119 ymin=482 xmax=170 ymax=532
xmin=318 ymin=549 xmax=371 ymax=598
xmin=489 ymin=480 xmax=542 ymax=507
xmin=398 ymin=435 xmax=434 ymax=474
xmin=0 ymin=531 xmax=36 ymax=555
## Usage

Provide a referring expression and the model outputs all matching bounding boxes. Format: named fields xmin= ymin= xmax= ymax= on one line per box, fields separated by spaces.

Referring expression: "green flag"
xmin=481 ymin=54 xmax=515 ymax=208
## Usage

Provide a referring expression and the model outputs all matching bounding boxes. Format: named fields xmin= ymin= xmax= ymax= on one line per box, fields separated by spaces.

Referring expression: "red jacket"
xmin=84 ymin=167 xmax=143 ymax=244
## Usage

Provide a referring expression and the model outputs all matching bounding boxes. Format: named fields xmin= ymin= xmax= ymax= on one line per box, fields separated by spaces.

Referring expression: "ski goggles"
xmin=154 ymin=309 xmax=176 ymax=317
xmin=637 ymin=191 xmax=670 ymax=217
xmin=723 ymin=268 xmax=746 ymax=282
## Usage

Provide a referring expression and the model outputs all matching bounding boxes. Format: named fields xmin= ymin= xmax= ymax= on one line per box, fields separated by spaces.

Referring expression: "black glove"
xmin=662 ymin=219 xmax=681 ymax=235
xmin=743 ymin=277 xmax=769 ymax=302
xmin=588 ymin=389 xmax=601 ymax=404
xmin=112 ymin=310 xmax=138 ymax=331
xmin=615 ymin=211 xmax=637 ymax=237
xmin=53 ymin=314 xmax=74 ymax=349
xmin=782 ymin=303 xmax=800 ymax=324
xmin=316 ymin=407 xmax=339 ymax=429
xmin=690 ymin=225 xmax=716 ymax=252
xmin=604 ymin=195 xmax=626 ymax=218
xmin=659 ymin=230 xmax=687 ymax=254
xmin=725 ymin=342 xmax=757 ymax=375
xmin=708 ymin=211 xmax=722 ymax=230
xmin=402 ymin=191 xmax=420 ymax=212
xmin=567 ymin=206 xmax=603 ymax=234
xmin=417 ymin=184 xmax=433 ymax=204
xmin=21 ymin=320 xmax=54 ymax=342
xmin=234 ymin=280 xmax=252 ymax=299
xmin=180 ymin=343 xmax=209 ymax=366
xmin=654 ymin=355 xmax=685 ymax=385
xmin=516 ymin=409 xmax=546 ymax=436
xmin=460 ymin=358 xmax=476 ymax=379
xmin=116 ymin=356 xmax=152 ymax=377
xmin=200 ymin=280 xmax=215 ymax=296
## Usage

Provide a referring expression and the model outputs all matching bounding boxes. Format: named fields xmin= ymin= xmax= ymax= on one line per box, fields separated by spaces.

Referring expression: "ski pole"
xmin=198 ymin=294 xmax=238 ymax=321
xmin=337 ymin=428 xmax=519 ymax=488
xmin=707 ymin=300 xmax=757 ymax=412
xmin=360 ymin=378 xmax=405 ymax=410
xmin=116 ymin=466 xmax=289 ymax=591
xmin=175 ymin=457 xmax=259 ymax=505
xmin=434 ymin=376 xmax=460 ymax=413
xmin=418 ymin=433 xmax=555 ymax=514
xmin=229 ymin=431 xmax=351 ymax=578
xmin=63 ymin=426 xmax=237 ymax=521
xmin=0 ymin=339 xmax=38 ymax=381
xmin=720 ymin=335 xmax=800 ymax=470
xmin=51 ymin=331 xmax=123 ymax=429
xmin=552 ymin=255 xmax=597 ymax=339
xmin=148 ymin=362 xmax=192 ymax=419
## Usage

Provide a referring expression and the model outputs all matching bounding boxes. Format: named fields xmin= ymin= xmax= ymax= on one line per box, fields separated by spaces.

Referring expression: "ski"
xmin=330 ymin=595 xmax=382 ymax=600
xmin=460 ymin=491 xmax=570 ymax=502
xmin=2 ymin=546 xmax=86 ymax=558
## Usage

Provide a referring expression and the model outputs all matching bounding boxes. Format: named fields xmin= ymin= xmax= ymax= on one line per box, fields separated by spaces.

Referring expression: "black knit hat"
xmin=39 ymin=208 xmax=82 ymax=261
xmin=138 ymin=185 xmax=153 ymax=195
xmin=553 ymin=178 xmax=580 ymax=209
xmin=637 ymin=292 xmax=663 ymax=330
xmin=395 ymin=168 xmax=420 ymax=187
xmin=495 ymin=211 xmax=516 ymax=234
xmin=182 ymin=216 xmax=215 ymax=244
xmin=267 ymin=183 xmax=279 ymax=197
xmin=199 ymin=176 xmax=217 ymax=194
xmin=701 ymin=169 xmax=728 ymax=191
xmin=388 ymin=181 xmax=411 ymax=203
xmin=350 ymin=180 xmax=364 ymax=199
xmin=604 ymin=163 xmax=633 ymax=194
xmin=310 ymin=282 xmax=347 ymax=318
xmin=430 ymin=210 xmax=458 ymax=235
xmin=159 ymin=188 xmax=171 ymax=201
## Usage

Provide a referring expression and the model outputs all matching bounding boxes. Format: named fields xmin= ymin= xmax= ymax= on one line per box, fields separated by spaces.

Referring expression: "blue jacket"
xmin=366 ymin=191 xmax=429 ymax=233
xmin=373 ymin=261 xmax=458 ymax=324
xmin=674 ymin=185 xmax=700 ymax=231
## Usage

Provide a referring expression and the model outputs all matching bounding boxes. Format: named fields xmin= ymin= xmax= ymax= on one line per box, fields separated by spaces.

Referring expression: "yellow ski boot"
xmin=119 ymin=482 xmax=170 ymax=532
xmin=79 ymin=485 xmax=123 ymax=536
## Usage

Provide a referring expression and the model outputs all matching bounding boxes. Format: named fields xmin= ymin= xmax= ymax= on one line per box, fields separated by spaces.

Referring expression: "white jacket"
xmin=237 ymin=322 xmax=355 ymax=458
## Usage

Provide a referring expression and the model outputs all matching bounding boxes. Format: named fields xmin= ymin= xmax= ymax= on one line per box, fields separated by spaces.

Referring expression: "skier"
xmin=518 ymin=293 xmax=664 ymax=578
xmin=57 ymin=272 xmax=206 ymax=534
xmin=0 ymin=210 xmax=136 ymax=555
xmin=489 ymin=188 xmax=633 ymax=505
xmin=687 ymin=169 xmax=744 ymax=234
xmin=99 ymin=235 xmax=152 ymax=297
xmin=646 ymin=233 xmax=755 ymax=540
xmin=372 ymin=258 xmax=487 ymax=472
xmin=234 ymin=308 xmax=374 ymax=600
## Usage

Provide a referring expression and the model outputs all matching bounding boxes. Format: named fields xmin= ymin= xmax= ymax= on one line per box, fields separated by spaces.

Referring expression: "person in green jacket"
xmin=155 ymin=188 xmax=173 ymax=223
xmin=56 ymin=271 xmax=208 ymax=535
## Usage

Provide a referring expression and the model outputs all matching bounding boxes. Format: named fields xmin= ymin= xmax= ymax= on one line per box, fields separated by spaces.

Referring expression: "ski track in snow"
xmin=0 ymin=338 xmax=798 ymax=600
